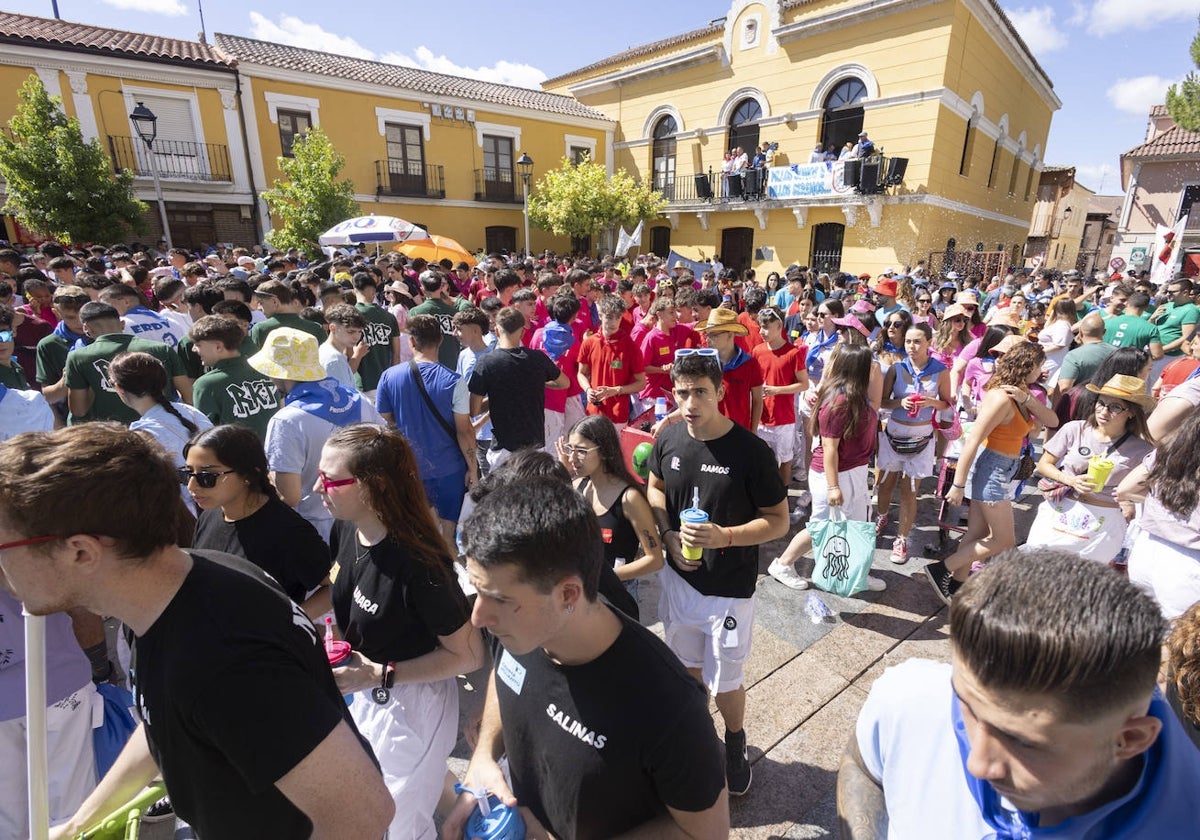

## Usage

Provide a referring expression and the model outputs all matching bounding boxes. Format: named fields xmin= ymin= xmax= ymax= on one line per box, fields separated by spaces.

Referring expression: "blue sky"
xmin=12 ymin=0 xmax=1200 ymax=197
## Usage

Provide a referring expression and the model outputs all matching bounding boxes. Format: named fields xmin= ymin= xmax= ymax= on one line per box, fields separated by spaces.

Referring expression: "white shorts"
xmin=1127 ymin=529 xmax=1200 ymax=620
xmin=810 ymin=464 xmax=870 ymax=522
xmin=876 ymin=417 xmax=937 ymax=479
xmin=349 ymin=677 xmax=458 ymax=840
xmin=0 ymin=682 xmax=97 ymax=839
xmin=756 ymin=423 xmax=796 ymax=466
xmin=658 ymin=564 xmax=754 ymax=695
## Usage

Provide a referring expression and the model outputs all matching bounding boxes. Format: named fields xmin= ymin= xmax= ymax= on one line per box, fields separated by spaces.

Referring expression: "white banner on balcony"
xmin=766 ymin=162 xmax=855 ymax=200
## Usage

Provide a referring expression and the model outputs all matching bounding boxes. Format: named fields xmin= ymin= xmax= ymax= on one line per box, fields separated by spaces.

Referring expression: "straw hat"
xmin=954 ymin=292 xmax=980 ymax=307
xmin=1085 ymin=374 xmax=1156 ymax=410
xmin=696 ymin=307 xmax=749 ymax=335
xmin=247 ymin=327 xmax=326 ymax=382
xmin=942 ymin=303 xmax=968 ymax=320
xmin=990 ymin=334 xmax=1029 ymax=355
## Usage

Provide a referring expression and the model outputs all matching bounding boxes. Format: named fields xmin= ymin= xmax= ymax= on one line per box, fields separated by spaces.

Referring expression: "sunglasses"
xmin=675 ymin=347 xmax=719 ymax=360
xmin=178 ymin=467 xmax=235 ymax=488
xmin=0 ymin=330 xmax=12 ymax=343
xmin=0 ymin=534 xmax=61 ymax=554
xmin=317 ymin=470 xmax=358 ymax=492
xmin=949 ymin=316 xmax=967 ymax=323
xmin=563 ymin=445 xmax=599 ymax=457
xmin=917 ymin=298 xmax=932 ymax=303
xmin=887 ymin=321 xmax=906 ymax=327
xmin=1095 ymin=400 xmax=1128 ymax=414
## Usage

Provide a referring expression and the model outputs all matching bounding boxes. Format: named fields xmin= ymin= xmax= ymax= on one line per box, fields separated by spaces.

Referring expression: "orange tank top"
xmin=984 ymin=397 xmax=1033 ymax=457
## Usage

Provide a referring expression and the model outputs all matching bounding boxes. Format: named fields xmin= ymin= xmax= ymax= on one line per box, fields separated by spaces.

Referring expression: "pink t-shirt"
xmin=812 ymin=394 xmax=878 ymax=472
xmin=1139 ymin=451 xmax=1200 ymax=550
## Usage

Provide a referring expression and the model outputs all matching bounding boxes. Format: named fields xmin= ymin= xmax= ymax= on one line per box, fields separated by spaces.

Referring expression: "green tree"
xmin=1166 ymin=16 xmax=1200 ymax=131
xmin=262 ymin=128 xmax=359 ymax=257
xmin=527 ymin=156 xmax=666 ymax=248
xmin=0 ymin=75 xmax=146 ymax=244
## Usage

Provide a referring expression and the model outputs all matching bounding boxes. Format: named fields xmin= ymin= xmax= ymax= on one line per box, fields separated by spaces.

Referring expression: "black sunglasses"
xmin=178 ymin=466 xmax=235 ymax=489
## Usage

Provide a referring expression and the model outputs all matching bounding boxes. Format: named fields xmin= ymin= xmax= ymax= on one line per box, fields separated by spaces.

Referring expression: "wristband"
xmin=953 ymin=483 xmax=966 ymax=489
xmin=724 ymin=526 xmax=734 ymax=548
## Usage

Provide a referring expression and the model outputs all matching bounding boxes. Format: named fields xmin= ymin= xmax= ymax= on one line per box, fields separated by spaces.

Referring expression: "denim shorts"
xmin=967 ymin=447 xmax=1019 ymax=503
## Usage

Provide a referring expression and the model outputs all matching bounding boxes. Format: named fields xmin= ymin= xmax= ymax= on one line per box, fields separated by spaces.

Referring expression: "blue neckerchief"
xmin=284 ymin=378 xmax=364 ymax=425
xmin=1187 ymin=365 xmax=1200 ymax=382
xmin=541 ymin=321 xmax=575 ymax=361
xmin=53 ymin=321 xmax=85 ymax=343
xmin=899 ymin=355 xmax=946 ymax=389
xmin=952 ymin=694 xmax=1040 ymax=839
xmin=70 ymin=337 xmax=89 ymax=351
xmin=722 ymin=346 xmax=752 ymax=372
xmin=0 ymin=382 xmax=7 ymax=404
xmin=883 ymin=341 xmax=906 ymax=356
xmin=805 ymin=330 xmax=837 ymax=376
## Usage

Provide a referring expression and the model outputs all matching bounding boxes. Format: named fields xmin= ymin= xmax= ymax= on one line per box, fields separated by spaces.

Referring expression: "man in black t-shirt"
xmin=0 ymin=425 xmax=393 ymax=840
xmin=647 ymin=351 xmax=790 ymax=797
xmin=468 ymin=306 xmax=567 ymax=469
xmin=445 ymin=479 xmax=729 ymax=839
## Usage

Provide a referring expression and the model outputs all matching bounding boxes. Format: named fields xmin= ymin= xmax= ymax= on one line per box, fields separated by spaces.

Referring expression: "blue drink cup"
xmin=679 ymin=507 xmax=709 ymax=561
xmin=464 ymin=793 xmax=525 ymax=840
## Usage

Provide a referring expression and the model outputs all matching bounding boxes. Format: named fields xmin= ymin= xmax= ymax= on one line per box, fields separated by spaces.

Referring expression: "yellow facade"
xmin=545 ymin=0 xmax=1059 ymax=278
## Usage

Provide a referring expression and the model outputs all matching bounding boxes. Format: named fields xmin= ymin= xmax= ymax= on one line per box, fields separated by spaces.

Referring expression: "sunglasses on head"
xmin=675 ymin=347 xmax=719 ymax=360
xmin=178 ymin=466 xmax=234 ymax=488
xmin=0 ymin=330 xmax=13 ymax=343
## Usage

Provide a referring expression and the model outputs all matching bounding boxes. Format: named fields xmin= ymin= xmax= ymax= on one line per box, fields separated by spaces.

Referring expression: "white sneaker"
xmin=865 ymin=575 xmax=887 ymax=592
xmin=768 ymin=557 xmax=810 ymax=590
xmin=795 ymin=490 xmax=812 ymax=508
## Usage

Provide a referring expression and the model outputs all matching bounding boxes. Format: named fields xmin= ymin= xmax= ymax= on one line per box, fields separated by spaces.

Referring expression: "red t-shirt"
xmin=1159 ymin=357 xmax=1200 ymax=398
xmin=577 ymin=332 xmax=645 ymax=424
xmin=734 ymin=312 xmax=764 ymax=354
xmin=753 ymin=341 xmax=807 ymax=426
xmin=812 ymin=394 xmax=878 ymax=472
xmin=718 ymin=352 xmax=764 ymax=429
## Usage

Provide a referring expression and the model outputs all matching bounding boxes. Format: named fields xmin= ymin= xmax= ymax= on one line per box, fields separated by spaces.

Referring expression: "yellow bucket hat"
xmin=247 ymin=327 xmax=326 ymax=382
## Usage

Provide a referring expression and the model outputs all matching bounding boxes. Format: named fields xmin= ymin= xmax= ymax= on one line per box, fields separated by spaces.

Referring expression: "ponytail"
xmin=154 ymin=390 xmax=199 ymax=435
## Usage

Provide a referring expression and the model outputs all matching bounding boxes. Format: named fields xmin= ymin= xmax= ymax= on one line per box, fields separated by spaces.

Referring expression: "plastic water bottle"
xmin=805 ymin=591 xmax=834 ymax=624
xmin=654 ymin=396 xmax=668 ymax=424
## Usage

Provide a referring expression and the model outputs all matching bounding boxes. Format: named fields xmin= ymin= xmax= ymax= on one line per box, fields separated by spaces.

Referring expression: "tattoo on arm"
xmin=837 ymin=736 xmax=888 ymax=840
xmin=640 ymin=528 xmax=658 ymax=549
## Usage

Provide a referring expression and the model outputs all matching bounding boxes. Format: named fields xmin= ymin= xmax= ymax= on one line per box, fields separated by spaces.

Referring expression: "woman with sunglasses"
xmin=934 ymin=282 xmax=958 ymax=316
xmin=875 ymin=323 xmax=952 ymax=563
xmin=314 ymin=424 xmax=483 ymax=839
xmin=871 ymin=309 xmax=912 ymax=374
xmin=559 ymin=415 xmax=664 ymax=601
xmin=185 ymin=424 xmax=330 ymax=606
xmin=1028 ymin=375 xmax=1153 ymax=564
xmin=955 ymin=292 xmax=987 ymax=339
xmin=911 ymin=291 xmax=937 ymax=328
xmin=931 ymin=303 xmax=972 ymax=372
xmin=927 ymin=341 xmax=1059 ymax=602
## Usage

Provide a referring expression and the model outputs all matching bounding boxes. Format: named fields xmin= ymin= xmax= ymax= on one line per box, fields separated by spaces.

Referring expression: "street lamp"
xmin=516 ymin=152 xmax=534 ymax=257
xmin=129 ymin=101 xmax=172 ymax=250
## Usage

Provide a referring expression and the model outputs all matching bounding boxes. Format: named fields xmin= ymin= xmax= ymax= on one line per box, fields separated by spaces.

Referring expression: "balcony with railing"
xmin=474 ymin=168 xmax=521 ymax=203
xmin=375 ymin=160 xmax=445 ymax=199
xmin=107 ymin=135 xmax=232 ymax=182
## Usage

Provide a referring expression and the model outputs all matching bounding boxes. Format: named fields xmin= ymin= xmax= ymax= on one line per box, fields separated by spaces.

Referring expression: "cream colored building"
xmin=544 ymin=0 xmax=1060 ymax=279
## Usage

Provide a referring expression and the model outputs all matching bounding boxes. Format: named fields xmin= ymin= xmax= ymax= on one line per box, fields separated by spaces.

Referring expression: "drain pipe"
xmin=232 ymin=63 xmax=263 ymax=245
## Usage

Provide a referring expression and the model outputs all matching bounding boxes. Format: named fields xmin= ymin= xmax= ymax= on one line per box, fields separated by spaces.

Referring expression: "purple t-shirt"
xmin=1043 ymin=420 xmax=1152 ymax=506
xmin=0 ymin=588 xmax=91 ymax=721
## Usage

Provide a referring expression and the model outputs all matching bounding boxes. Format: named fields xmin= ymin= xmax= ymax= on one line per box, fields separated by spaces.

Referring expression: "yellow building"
xmin=0 ymin=11 xmax=258 ymax=247
xmin=543 ymin=0 xmax=1060 ymax=279
xmin=213 ymin=33 xmax=614 ymax=256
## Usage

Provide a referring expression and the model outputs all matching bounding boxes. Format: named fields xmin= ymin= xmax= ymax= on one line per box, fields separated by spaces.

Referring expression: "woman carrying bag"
xmin=768 ymin=344 xmax=883 ymax=594
xmin=1026 ymin=375 xmax=1154 ymax=563
xmin=925 ymin=340 xmax=1059 ymax=603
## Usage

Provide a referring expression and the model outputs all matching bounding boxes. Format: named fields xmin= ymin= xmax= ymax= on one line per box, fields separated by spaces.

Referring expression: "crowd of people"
xmin=0 ymin=237 xmax=1199 ymax=838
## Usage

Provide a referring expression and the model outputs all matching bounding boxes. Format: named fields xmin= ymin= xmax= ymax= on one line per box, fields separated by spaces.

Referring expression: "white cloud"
xmin=1082 ymin=0 xmax=1200 ymax=36
xmin=247 ymin=12 xmax=373 ymax=59
xmin=1106 ymin=75 xmax=1178 ymax=115
xmin=380 ymin=46 xmax=547 ymax=89
xmin=245 ymin=13 xmax=548 ymax=89
xmin=1004 ymin=6 xmax=1068 ymax=54
xmin=1074 ymin=162 xmax=1121 ymax=194
xmin=99 ymin=0 xmax=186 ymax=14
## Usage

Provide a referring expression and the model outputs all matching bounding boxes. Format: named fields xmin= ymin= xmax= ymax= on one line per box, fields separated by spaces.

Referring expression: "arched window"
xmin=651 ymin=116 xmax=678 ymax=201
xmin=727 ymin=98 xmax=762 ymax=158
xmin=819 ymin=78 xmax=867 ymax=155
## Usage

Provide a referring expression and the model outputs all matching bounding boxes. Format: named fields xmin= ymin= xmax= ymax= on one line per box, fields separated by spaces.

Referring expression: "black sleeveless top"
xmin=579 ymin=477 xmax=641 ymax=569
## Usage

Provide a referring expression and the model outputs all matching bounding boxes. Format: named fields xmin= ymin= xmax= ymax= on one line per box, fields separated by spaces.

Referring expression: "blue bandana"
xmin=0 ymin=382 xmax=7 ymax=405
xmin=53 ymin=321 xmax=85 ymax=344
xmin=285 ymin=378 xmax=364 ymax=425
xmin=541 ymin=321 xmax=575 ymax=361
xmin=722 ymin=346 xmax=753 ymax=372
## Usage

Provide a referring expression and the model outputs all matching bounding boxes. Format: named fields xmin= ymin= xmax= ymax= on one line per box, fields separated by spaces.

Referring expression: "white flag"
xmin=628 ymin=220 xmax=644 ymax=246
xmin=615 ymin=227 xmax=633 ymax=257
xmin=1150 ymin=215 xmax=1188 ymax=288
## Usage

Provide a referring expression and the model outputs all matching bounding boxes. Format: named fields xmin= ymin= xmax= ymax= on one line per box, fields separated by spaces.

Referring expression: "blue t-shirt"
xmin=858 ymin=660 xmax=1200 ymax=839
xmin=376 ymin=361 xmax=466 ymax=480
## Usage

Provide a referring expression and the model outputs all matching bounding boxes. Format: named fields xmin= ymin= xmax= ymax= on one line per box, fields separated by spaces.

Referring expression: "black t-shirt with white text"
xmin=133 ymin=552 xmax=375 ymax=839
xmin=467 ymin=346 xmax=562 ymax=451
xmin=491 ymin=609 xmax=725 ymax=839
xmin=649 ymin=421 xmax=787 ymax=598
xmin=330 ymin=522 xmax=471 ymax=664
xmin=193 ymin=496 xmax=330 ymax=603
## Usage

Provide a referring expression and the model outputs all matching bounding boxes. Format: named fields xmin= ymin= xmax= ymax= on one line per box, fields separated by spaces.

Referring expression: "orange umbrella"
xmin=394 ymin=234 xmax=474 ymax=266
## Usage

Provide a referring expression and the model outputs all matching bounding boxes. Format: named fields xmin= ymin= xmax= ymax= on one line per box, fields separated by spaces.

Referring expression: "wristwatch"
xmin=382 ymin=662 xmax=396 ymax=690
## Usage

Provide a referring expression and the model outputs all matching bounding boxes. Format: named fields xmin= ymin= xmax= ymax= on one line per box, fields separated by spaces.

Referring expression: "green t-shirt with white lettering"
xmin=249 ymin=313 xmax=327 ymax=350
xmin=354 ymin=303 xmax=399 ymax=392
xmin=64 ymin=334 xmax=185 ymax=424
xmin=192 ymin=355 xmax=281 ymax=439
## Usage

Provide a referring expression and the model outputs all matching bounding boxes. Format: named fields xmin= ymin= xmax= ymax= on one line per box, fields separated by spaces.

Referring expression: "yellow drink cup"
xmin=1087 ymin=456 xmax=1115 ymax=491
xmin=680 ymin=507 xmax=709 ymax=561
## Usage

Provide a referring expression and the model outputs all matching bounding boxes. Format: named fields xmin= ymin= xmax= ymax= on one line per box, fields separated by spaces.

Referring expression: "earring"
xmin=565 ymin=605 xmax=575 ymax=615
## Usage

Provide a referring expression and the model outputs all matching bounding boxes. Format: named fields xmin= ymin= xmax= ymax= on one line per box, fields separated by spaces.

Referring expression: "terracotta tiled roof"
xmin=542 ymin=23 xmax=723 ymax=85
xmin=214 ymin=34 xmax=610 ymax=122
xmin=1150 ymin=104 xmax=1169 ymax=117
xmin=1123 ymin=125 xmax=1200 ymax=159
xmin=1041 ymin=164 xmax=1075 ymax=174
xmin=0 ymin=11 xmax=227 ymax=67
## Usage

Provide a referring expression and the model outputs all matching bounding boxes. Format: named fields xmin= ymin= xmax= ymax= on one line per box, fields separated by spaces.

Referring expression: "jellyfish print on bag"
xmin=822 ymin=535 xmax=851 ymax=581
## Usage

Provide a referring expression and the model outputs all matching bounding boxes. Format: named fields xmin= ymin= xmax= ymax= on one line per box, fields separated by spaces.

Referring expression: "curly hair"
xmin=1168 ymin=601 xmax=1200 ymax=730
xmin=986 ymin=341 xmax=1044 ymax=390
